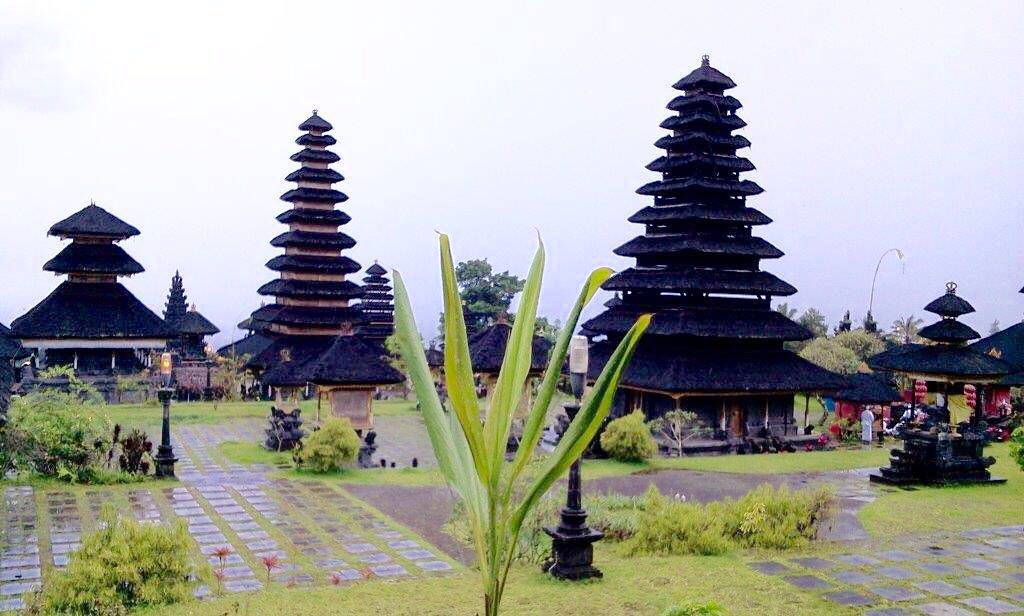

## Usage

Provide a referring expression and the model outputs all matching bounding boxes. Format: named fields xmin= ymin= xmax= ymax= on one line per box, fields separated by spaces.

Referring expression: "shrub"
xmin=294 ymin=417 xmax=361 ymax=473
xmin=621 ymin=484 xmax=833 ymax=556
xmin=1010 ymin=427 xmax=1024 ymax=473
xmin=30 ymin=508 xmax=199 ymax=614
xmin=600 ymin=411 xmax=657 ymax=462
xmin=7 ymin=390 xmax=109 ymax=481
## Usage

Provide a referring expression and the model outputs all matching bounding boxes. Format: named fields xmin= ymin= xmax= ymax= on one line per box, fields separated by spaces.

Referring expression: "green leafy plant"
xmin=392 ymin=234 xmax=649 ymax=616
xmin=662 ymin=604 xmax=725 ymax=616
xmin=38 ymin=364 xmax=105 ymax=405
xmin=649 ymin=409 xmax=707 ymax=457
xmin=294 ymin=417 xmax=361 ymax=473
xmin=7 ymin=389 xmax=109 ymax=480
xmin=601 ymin=410 xmax=657 ymax=462
xmin=1010 ymin=427 xmax=1024 ymax=472
xmin=30 ymin=508 xmax=199 ymax=614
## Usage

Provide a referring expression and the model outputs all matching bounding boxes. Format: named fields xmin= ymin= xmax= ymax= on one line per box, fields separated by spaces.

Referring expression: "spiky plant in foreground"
xmin=392 ymin=234 xmax=649 ymax=616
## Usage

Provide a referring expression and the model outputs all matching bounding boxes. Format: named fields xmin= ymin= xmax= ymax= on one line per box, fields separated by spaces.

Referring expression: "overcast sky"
xmin=1 ymin=1 xmax=1022 ymax=346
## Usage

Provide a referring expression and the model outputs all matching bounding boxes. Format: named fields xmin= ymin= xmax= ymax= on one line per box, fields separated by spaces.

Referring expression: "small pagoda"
xmin=868 ymin=283 xmax=1012 ymax=485
xmin=164 ymin=272 xmax=219 ymax=360
xmin=229 ymin=112 xmax=401 ymax=416
xmin=583 ymin=57 xmax=843 ymax=449
xmin=12 ymin=204 xmax=172 ymax=384
xmin=358 ymin=263 xmax=395 ymax=346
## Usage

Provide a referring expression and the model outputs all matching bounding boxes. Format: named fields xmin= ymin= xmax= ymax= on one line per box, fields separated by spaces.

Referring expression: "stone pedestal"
xmin=870 ymin=425 xmax=1005 ymax=485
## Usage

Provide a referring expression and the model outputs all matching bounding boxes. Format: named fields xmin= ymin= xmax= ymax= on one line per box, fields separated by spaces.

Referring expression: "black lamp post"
xmin=154 ymin=352 xmax=178 ymax=479
xmin=545 ymin=335 xmax=603 ymax=580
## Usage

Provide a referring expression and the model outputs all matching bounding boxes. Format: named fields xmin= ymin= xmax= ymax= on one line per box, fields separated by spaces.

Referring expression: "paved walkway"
xmin=748 ymin=526 xmax=1024 ymax=614
xmin=0 ymin=417 xmax=452 ymax=612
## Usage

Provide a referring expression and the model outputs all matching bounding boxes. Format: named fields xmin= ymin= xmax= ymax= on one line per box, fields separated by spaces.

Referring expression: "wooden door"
xmin=728 ymin=400 xmax=744 ymax=438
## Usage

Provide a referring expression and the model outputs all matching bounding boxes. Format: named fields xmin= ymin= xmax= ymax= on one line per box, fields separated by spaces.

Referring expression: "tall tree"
xmin=774 ymin=302 xmax=797 ymax=320
xmin=798 ymin=337 xmax=860 ymax=375
xmin=439 ymin=259 xmax=525 ymax=337
xmin=891 ymin=314 xmax=924 ymax=344
xmin=798 ymin=308 xmax=829 ymax=339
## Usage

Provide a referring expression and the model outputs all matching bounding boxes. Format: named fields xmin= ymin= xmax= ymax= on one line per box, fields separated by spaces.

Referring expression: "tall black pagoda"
xmin=358 ymin=263 xmax=395 ymax=345
xmin=12 ymin=204 xmax=172 ymax=376
xmin=584 ymin=57 xmax=843 ymax=446
xmin=224 ymin=112 xmax=401 ymax=410
xmin=163 ymin=272 xmax=219 ymax=360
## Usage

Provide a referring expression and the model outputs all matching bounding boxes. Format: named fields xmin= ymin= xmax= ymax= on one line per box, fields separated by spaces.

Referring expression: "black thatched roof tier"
xmin=604 ymin=268 xmax=796 ymax=296
xmin=290 ymin=148 xmax=340 ymax=164
xmin=280 ymin=187 xmax=348 ymax=205
xmin=250 ymin=304 xmax=365 ymax=328
xmin=276 ymin=208 xmax=351 ymax=226
xmin=971 ymin=321 xmax=1024 ymax=370
xmin=365 ymin=263 xmax=387 ymax=277
xmin=660 ymin=112 xmax=747 ymax=133
xmin=425 ymin=345 xmax=444 ymax=368
xmin=924 ymin=286 xmax=975 ymax=317
xmin=637 ymin=177 xmax=764 ymax=198
xmin=298 ymin=112 xmax=333 ymax=132
xmin=468 ymin=323 xmax=551 ymax=374
xmin=284 ymin=167 xmax=343 ymax=184
xmin=178 ymin=310 xmax=220 ymax=336
xmin=49 ymin=204 xmax=140 ymax=239
xmin=834 ymin=373 xmax=901 ymax=404
xmin=295 ymin=133 xmax=336 ymax=147
xmin=0 ymin=323 xmax=25 ymax=359
xmin=918 ymin=319 xmax=980 ymax=344
xmin=628 ymin=204 xmax=771 ymax=226
xmin=655 ymin=133 xmax=750 ymax=153
xmin=266 ymin=254 xmax=361 ymax=275
xmin=306 ymin=335 xmax=404 ymax=386
xmin=257 ymin=279 xmax=363 ymax=300
xmin=11 ymin=281 xmax=173 ymax=339
xmin=583 ymin=305 xmax=811 ymax=341
xmin=43 ymin=243 xmax=144 ymax=276
xmin=257 ymin=335 xmax=334 ymax=386
xmin=867 ymin=344 xmax=1012 ymax=381
xmin=269 ymin=230 xmax=355 ymax=250
xmin=216 ymin=332 xmax=275 ymax=364
xmin=647 ymin=153 xmax=755 ymax=174
xmin=667 ymin=93 xmax=741 ymax=112
xmin=1001 ymin=371 xmax=1024 ymax=386
xmin=614 ymin=234 xmax=783 ymax=259
xmin=673 ymin=56 xmax=736 ymax=92
xmin=588 ymin=341 xmax=845 ymax=394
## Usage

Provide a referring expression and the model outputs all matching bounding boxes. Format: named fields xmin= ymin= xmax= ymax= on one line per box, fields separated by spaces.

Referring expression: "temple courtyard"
xmin=1 ymin=401 xmax=1022 ymax=615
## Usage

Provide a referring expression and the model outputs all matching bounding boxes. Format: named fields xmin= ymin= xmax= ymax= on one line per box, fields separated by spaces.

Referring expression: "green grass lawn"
xmin=859 ymin=442 xmax=1024 ymax=536
xmin=143 ymin=546 xmax=843 ymax=616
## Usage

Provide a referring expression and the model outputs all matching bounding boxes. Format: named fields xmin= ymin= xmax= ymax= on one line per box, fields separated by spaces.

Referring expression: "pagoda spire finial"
xmin=701 ymin=54 xmax=710 ymax=67
xmin=946 ymin=281 xmax=958 ymax=295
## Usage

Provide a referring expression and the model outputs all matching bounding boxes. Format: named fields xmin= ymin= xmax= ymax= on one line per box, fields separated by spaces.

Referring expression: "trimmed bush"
xmin=31 ymin=509 xmax=198 ymax=614
xmin=1010 ymin=427 xmax=1024 ymax=473
xmin=622 ymin=484 xmax=833 ymax=556
xmin=600 ymin=411 xmax=657 ymax=462
xmin=295 ymin=417 xmax=361 ymax=473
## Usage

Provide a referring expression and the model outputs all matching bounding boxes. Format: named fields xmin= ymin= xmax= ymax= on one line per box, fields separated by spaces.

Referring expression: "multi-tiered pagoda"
xmin=12 ymin=204 xmax=172 ymax=376
xmin=358 ymin=263 xmax=395 ymax=346
xmin=584 ymin=57 xmax=842 ymax=446
xmin=228 ymin=112 xmax=400 ymax=408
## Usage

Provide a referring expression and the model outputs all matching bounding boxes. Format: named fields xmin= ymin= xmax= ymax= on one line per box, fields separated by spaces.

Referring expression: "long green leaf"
xmin=505 ymin=266 xmax=612 ymax=491
xmin=438 ymin=234 xmax=490 ymax=484
xmin=483 ymin=239 xmax=545 ymax=485
xmin=509 ymin=314 xmax=650 ymax=535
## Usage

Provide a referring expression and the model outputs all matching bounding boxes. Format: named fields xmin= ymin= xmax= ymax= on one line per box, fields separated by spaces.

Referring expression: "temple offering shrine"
xmin=12 ymin=204 xmax=172 ymax=398
xmin=224 ymin=112 xmax=401 ymax=421
xmin=833 ymin=373 xmax=901 ymax=423
xmin=867 ymin=283 xmax=1012 ymax=485
xmin=583 ymin=57 xmax=843 ymax=452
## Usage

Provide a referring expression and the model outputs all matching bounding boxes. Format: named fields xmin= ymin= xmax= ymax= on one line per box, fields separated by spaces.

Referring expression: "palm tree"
xmin=891 ymin=314 xmax=924 ymax=344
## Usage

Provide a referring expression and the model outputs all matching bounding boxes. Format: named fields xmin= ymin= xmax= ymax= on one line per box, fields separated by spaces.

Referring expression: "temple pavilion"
xmin=11 ymin=204 xmax=172 ymax=375
xmin=971 ymin=285 xmax=1024 ymax=410
xmin=222 ymin=112 xmax=401 ymax=410
xmin=583 ymin=57 xmax=843 ymax=447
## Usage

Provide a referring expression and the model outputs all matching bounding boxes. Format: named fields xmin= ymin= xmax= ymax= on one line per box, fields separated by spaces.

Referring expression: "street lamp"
xmin=154 ymin=352 xmax=178 ymax=479
xmin=544 ymin=335 xmax=603 ymax=580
